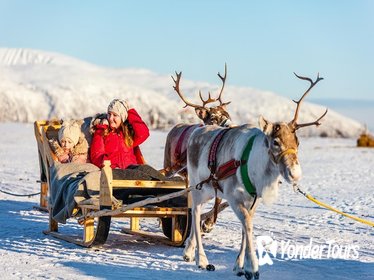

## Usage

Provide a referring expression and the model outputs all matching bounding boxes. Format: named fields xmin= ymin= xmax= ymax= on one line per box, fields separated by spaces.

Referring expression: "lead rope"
xmin=0 ymin=188 xmax=40 ymax=197
xmin=294 ymin=184 xmax=374 ymax=227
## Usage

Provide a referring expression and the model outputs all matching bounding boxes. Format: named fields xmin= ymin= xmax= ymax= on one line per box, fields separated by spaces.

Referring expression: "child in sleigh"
xmin=49 ymin=120 xmax=89 ymax=164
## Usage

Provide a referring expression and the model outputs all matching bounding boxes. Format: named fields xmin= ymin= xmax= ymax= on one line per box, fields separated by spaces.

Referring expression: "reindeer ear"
xmin=259 ymin=115 xmax=273 ymax=134
xmin=195 ymin=108 xmax=208 ymax=121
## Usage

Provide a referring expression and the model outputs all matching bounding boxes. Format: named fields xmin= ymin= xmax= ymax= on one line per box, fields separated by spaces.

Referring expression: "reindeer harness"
xmin=174 ymin=125 xmax=197 ymax=168
xmin=196 ymin=129 xmax=257 ymax=194
xmin=195 ymin=129 xmax=259 ymax=222
xmin=195 ymin=128 xmax=302 ymax=221
xmin=164 ymin=125 xmax=202 ymax=175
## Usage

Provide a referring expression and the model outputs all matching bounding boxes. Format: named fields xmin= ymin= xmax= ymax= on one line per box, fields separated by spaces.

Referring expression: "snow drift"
xmin=0 ymin=48 xmax=364 ymax=137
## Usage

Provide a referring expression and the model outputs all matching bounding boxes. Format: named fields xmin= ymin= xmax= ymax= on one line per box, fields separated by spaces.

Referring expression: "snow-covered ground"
xmin=0 ymin=123 xmax=373 ymax=279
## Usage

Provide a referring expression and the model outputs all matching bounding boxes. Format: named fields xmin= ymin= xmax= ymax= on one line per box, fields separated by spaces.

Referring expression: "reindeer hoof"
xmin=201 ymin=221 xmax=214 ymax=233
xmin=244 ymin=272 xmax=253 ymax=280
xmin=236 ymin=271 xmax=245 ymax=277
xmin=254 ymin=271 xmax=260 ymax=279
xmin=206 ymin=264 xmax=215 ymax=271
xmin=183 ymin=255 xmax=194 ymax=262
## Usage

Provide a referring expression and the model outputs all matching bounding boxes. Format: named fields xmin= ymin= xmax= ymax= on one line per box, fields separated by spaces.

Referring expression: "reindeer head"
xmin=172 ymin=64 xmax=232 ymax=127
xmin=259 ymin=73 xmax=328 ymax=184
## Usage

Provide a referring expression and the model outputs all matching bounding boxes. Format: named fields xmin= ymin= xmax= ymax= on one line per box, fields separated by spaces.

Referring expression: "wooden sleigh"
xmin=34 ymin=120 xmax=191 ymax=248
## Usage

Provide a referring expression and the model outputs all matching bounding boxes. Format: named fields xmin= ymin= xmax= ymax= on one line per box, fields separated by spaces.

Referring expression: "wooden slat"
xmin=172 ymin=217 xmax=183 ymax=242
xmin=78 ymin=206 xmax=187 ymax=216
xmin=130 ymin=217 xmax=139 ymax=231
xmin=83 ymin=217 xmax=95 ymax=244
xmin=43 ymin=231 xmax=91 ymax=248
xmin=114 ymin=208 xmax=188 ymax=217
xmin=121 ymin=228 xmax=185 ymax=247
xmin=112 ymin=180 xmax=186 ymax=189
xmin=40 ymin=182 xmax=48 ymax=208
xmin=78 ymin=204 xmax=100 ymax=210
xmin=81 ymin=188 xmax=190 ymax=220
xmin=100 ymin=161 xmax=113 ymax=207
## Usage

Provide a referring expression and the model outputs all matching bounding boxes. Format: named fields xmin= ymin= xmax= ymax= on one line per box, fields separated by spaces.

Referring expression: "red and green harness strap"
xmin=213 ymin=133 xmax=258 ymax=197
xmin=239 ymin=135 xmax=257 ymax=196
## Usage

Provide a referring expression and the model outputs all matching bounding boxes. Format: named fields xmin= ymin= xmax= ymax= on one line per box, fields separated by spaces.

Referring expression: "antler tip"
xmin=291 ymin=72 xmax=325 ymax=128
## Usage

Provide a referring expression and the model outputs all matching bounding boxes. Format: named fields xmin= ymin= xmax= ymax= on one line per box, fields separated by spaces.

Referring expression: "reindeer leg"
xmin=247 ymin=200 xmax=260 ymax=279
xmin=183 ymin=192 xmax=197 ymax=262
xmin=201 ymin=215 xmax=215 ymax=233
xmin=183 ymin=191 xmax=207 ymax=263
xmin=193 ymin=203 xmax=213 ymax=270
xmin=201 ymin=197 xmax=222 ymax=233
xmin=233 ymin=227 xmax=246 ymax=276
xmin=183 ymin=209 xmax=196 ymax=262
xmin=231 ymin=204 xmax=259 ymax=279
xmin=247 ymin=217 xmax=259 ymax=280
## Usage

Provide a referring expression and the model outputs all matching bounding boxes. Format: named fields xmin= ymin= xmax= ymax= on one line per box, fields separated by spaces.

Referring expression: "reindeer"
xmin=163 ymin=65 xmax=232 ymax=232
xmin=183 ymin=73 xmax=328 ymax=279
xmin=163 ymin=65 xmax=232 ymax=177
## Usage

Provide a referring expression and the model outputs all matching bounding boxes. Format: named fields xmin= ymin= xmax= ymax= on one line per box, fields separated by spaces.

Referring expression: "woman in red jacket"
xmin=90 ymin=99 xmax=150 ymax=169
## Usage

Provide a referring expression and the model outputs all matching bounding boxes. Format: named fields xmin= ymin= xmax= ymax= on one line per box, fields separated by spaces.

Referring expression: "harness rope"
xmin=0 ymin=188 xmax=40 ymax=197
xmin=295 ymin=185 xmax=374 ymax=227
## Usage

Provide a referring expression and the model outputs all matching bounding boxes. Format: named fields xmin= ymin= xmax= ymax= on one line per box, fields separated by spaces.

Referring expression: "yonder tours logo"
xmin=256 ymin=235 xmax=359 ymax=265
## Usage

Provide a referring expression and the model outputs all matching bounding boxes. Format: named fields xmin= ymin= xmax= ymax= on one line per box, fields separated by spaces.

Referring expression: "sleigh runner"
xmin=34 ymin=120 xmax=191 ymax=247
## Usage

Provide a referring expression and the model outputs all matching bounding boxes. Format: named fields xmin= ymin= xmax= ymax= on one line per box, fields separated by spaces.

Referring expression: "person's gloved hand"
xmin=91 ymin=113 xmax=109 ymax=134
xmin=93 ymin=117 xmax=109 ymax=127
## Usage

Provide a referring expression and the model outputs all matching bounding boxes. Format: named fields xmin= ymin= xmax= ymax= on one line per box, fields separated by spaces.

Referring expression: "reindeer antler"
xmin=216 ymin=63 xmax=230 ymax=106
xmin=172 ymin=64 xmax=231 ymax=109
xmin=172 ymin=72 xmax=203 ymax=109
xmin=198 ymin=63 xmax=231 ymax=107
xmin=198 ymin=90 xmax=217 ymax=108
xmin=290 ymin=72 xmax=328 ymax=130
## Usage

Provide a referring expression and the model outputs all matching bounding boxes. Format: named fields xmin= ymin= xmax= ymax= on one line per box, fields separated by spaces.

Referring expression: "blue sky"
xmin=1 ymin=0 xmax=373 ymax=101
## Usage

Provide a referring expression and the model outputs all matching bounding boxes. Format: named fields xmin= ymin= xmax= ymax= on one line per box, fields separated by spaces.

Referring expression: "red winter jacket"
xmin=90 ymin=109 xmax=150 ymax=169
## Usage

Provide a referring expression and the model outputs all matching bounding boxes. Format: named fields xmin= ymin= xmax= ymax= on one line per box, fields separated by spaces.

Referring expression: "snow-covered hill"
xmin=0 ymin=48 xmax=364 ymax=137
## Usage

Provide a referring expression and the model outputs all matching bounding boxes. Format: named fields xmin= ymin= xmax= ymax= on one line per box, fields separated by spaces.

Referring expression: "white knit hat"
xmin=107 ymin=99 xmax=129 ymax=122
xmin=58 ymin=120 xmax=81 ymax=146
